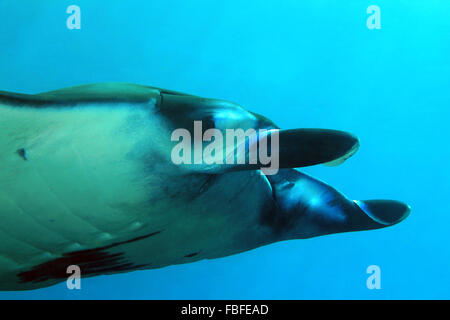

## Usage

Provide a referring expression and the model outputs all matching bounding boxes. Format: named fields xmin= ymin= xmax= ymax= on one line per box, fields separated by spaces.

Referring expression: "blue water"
xmin=0 ymin=0 xmax=448 ymax=299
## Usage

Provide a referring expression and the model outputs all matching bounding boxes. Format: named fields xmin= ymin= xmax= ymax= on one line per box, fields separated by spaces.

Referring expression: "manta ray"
xmin=0 ymin=83 xmax=410 ymax=291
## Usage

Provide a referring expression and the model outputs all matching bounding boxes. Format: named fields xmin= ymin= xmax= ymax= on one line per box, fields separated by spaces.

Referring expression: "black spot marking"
xmin=18 ymin=230 xmax=161 ymax=283
xmin=16 ymin=148 xmax=28 ymax=161
xmin=184 ymin=252 xmax=199 ymax=258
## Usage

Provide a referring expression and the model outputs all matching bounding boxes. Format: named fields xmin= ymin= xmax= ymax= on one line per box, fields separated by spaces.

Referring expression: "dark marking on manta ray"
xmin=16 ymin=148 xmax=27 ymax=161
xmin=0 ymin=91 xmax=153 ymax=108
xmin=198 ymin=175 xmax=217 ymax=194
xmin=18 ymin=230 xmax=162 ymax=283
xmin=258 ymin=179 xmax=300 ymax=235
xmin=184 ymin=252 xmax=199 ymax=258
xmin=157 ymin=93 xmax=217 ymax=132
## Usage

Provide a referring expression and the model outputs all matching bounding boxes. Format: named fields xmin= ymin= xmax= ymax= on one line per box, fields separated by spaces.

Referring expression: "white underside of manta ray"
xmin=0 ymin=83 xmax=410 ymax=291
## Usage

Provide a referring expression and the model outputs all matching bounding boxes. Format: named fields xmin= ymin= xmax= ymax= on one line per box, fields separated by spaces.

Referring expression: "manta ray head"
xmin=154 ymin=91 xmax=411 ymax=240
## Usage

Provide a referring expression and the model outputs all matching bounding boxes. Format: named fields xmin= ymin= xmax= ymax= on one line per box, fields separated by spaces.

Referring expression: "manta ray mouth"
xmin=354 ymin=200 xmax=411 ymax=226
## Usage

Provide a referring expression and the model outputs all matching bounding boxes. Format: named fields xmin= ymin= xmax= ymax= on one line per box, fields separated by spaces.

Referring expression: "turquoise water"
xmin=0 ymin=0 xmax=448 ymax=299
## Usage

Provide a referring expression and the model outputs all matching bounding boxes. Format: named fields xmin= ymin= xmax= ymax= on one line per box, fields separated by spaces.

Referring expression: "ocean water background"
xmin=0 ymin=0 xmax=448 ymax=299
